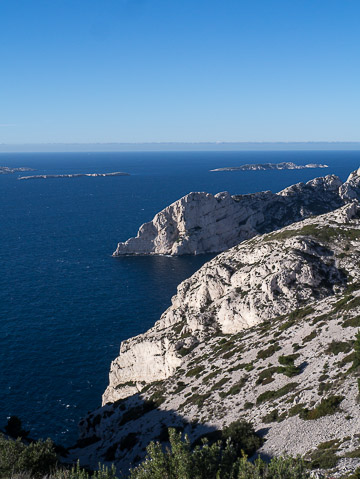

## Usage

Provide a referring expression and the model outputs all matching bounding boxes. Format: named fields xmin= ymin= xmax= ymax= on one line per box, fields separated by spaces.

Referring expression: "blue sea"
xmin=1 ymin=150 xmax=360 ymax=445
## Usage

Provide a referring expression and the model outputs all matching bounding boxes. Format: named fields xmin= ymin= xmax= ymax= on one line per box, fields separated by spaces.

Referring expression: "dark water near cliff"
xmin=1 ymin=150 xmax=359 ymax=445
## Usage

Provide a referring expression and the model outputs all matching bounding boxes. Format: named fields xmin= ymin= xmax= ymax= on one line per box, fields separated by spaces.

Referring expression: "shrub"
xmin=262 ymin=409 xmax=279 ymax=423
xmin=0 ymin=434 xmax=57 ymax=478
xmin=301 ymin=395 xmax=344 ymax=420
xmin=221 ymin=420 xmax=263 ymax=457
xmin=186 ymin=366 xmax=205 ymax=378
xmin=277 ymin=355 xmax=301 ymax=377
xmin=256 ymin=383 xmax=299 ymax=404
xmin=257 ymin=344 xmax=281 ymax=360
xmin=129 ymin=427 xmax=309 ymax=479
xmin=342 ymin=316 xmax=360 ymax=328
xmin=352 ymin=331 xmax=360 ymax=370
xmin=256 ymin=367 xmax=277 ymax=386
xmin=54 ymin=461 xmax=117 ymax=479
xmin=326 ymin=340 xmax=352 ymax=355
xmin=219 ymin=377 xmax=248 ymax=398
xmin=308 ymin=448 xmax=339 ymax=469
xmin=302 ymin=330 xmax=317 ymax=343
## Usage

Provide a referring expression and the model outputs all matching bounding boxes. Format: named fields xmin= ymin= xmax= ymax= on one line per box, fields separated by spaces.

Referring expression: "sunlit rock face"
xmin=113 ymin=170 xmax=360 ymax=257
xmin=103 ymin=200 xmax=360 ymax=405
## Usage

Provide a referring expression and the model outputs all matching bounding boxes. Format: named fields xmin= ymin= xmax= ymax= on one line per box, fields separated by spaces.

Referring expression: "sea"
xmin=1 ymin=150 xmax=360 ymax=445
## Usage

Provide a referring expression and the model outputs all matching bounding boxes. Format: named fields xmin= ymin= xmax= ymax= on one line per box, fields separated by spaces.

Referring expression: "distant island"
xmin=0 ymin=166 xmax=35 ymax=174
xmin=210 ymin=161 xmax=328 ymax=172
xmin=18 ymin=171 xmax=130 ymax=180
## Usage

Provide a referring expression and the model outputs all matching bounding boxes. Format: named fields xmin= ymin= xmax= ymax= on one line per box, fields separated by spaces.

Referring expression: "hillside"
xmin=71 ymin=197 xmax=360 ymax=477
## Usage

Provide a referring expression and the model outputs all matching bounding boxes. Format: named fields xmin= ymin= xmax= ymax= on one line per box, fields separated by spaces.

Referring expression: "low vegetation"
xmin=300 ymin=395 xmax=344 ymax=420
xmin=129 ymin=427 xmax=309 ymax=479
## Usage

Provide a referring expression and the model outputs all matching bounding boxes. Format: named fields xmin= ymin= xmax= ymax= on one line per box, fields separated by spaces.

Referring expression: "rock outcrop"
xmin=72 ymin=199 xmax=360 ymax=476
xmin=113 ymin=169 xmax=360 ymax=256
xmin=104 ymin=200 xmax=360 ymax=404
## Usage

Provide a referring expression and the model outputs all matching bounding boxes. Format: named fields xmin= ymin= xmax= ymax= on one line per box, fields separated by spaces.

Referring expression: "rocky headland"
xmin=71 ymin=168 xmax=360 ymax=477
xmin=18 ymin=172 xmax=129 ymax=180
xmin=210 ymin=162 xmax=328 ymax=171
xmin=113 ymin=168 xmax=360 ymax=256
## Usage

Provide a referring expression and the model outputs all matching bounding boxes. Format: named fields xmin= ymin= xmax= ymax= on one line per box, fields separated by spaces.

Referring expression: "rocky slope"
xmin=72 ymin=193 xmax=360 ymax=476
xmin=113 ymin=168 xmax=360 ymax=256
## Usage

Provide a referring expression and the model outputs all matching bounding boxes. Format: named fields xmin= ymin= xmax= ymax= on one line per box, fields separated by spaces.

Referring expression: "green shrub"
xmin=345 ymin=448 xmax=360 ymax=458
xmin=256 ymin=367 xmax=277 ymax=386
xmin=221 ymin=420 xmax=263 ymax=457
xmin=53 ymin=461 xmax=117 ymax=479
xmin=302 ymin=330 xmax=317 ymax=343
xmin=301 ymin=395 xmax=344 ymax=420
xmin=288 ymin=404 xmax=306 ymax=417
xmin=129 ymin=427 xmax=309 ymax=479
xmin=219 ymin=377 xmax=248 ymax=398
xmin=307 ymin=447 xmax=339 ymax=469
xmin=0 ymin=434 xmax=57 ymax=478
xmin=342 ymin=316 xmax=360 ymax=328
xmin=278 ymin=354 xmax=299 ymax=366
xmin=262 ymin=409 xmax=279 ymax=423
xmin=257 ymin=344 xmax=281 ymax=360
xmin=277 ymin=355 xmax=301 ymax=377
xmin=211 ymin=377 xmax=228 ymax=391
xmin=256 ymin=383 xmax=299 ymax=404
xmin=186 ymin=366 xmax=205 ymax=378
xmin=352 ymin=331 xmax=360 ymax=370
xmin=326 ymin=340 xmax=352 ymax=355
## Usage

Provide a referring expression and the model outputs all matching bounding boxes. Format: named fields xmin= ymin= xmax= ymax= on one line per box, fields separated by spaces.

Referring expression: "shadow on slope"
xmin=69 ymin=393 xmax=265 ymax=473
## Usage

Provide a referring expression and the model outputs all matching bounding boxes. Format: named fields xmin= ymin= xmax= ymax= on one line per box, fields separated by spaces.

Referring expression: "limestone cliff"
xmin=72 ymin=198 xmax=360 ymax=476
xmin=113 ymin=168 xmax=360 ymax=256
xmin=104 ymin=200 xmax=360 ymax=405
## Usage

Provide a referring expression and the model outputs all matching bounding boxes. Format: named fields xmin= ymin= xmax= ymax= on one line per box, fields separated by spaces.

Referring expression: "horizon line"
xmin=1 ymin=141 xmax=360 ymax=153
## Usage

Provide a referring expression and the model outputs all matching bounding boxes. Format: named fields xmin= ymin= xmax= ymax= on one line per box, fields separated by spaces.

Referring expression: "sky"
xmin=1 ymin=0 xmax=360 ymax=145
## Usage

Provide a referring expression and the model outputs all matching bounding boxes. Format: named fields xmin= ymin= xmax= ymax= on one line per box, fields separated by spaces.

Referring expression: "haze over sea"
xmin=1 ymin=150 xmax=360 ymax=445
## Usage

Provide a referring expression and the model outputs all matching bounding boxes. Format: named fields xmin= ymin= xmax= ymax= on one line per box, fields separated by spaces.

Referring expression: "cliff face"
xmin=103 ymin=200 xmax=359 ymax=405
xmin=113 ymin=169 xmax=360 ymax=256
xmin=72 ymin=198 xmax=360 ymax=476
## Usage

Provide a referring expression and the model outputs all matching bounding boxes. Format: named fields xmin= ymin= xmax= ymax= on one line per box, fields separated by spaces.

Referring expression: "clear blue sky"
xmin=1 ymin=0 xmax=359 ymax=144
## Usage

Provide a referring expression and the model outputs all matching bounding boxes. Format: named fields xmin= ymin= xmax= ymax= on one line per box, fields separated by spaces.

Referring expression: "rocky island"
xmin=210 ymin=162 xmax=328 ymax=171
xmin=17 ymin=171 xmax=130 ymax=180
xmin=0 ymin=166 xmax=34 ymax=174
xmin=68 ymin=168 xmax=360 ymax=477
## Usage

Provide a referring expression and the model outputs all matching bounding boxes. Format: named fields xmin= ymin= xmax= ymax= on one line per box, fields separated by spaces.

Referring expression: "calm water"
xmin=1 ymin=150 xmax=359 ymax=445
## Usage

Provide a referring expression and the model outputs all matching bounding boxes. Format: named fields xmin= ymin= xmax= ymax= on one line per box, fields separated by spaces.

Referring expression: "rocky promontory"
xmin=71 ymin=173 xmax=360 ymax=475
xmin=113 ymin=169 xmax=360 ymax=256
xmin=210 ymin=162 xmax=328 ymax=171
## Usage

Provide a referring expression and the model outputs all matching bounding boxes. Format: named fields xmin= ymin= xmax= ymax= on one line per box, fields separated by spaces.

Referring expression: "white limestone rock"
xmin=102 ymin=201 xmax=360 ymax=405
xmin=113 ymin=171 xmax=360 ymax=256
xmin=339 ymin=167 xmax=360 ymax=201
